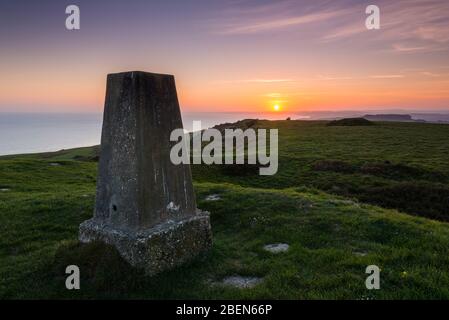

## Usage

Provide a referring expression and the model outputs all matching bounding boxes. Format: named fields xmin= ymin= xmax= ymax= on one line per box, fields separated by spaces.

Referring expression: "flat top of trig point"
xmin=107 ymin=71 xmax=174 ymax=79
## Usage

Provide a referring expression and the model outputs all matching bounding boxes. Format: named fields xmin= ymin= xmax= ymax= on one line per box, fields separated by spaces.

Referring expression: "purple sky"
xmin=1 ymin=0 xmax=448 ymax=113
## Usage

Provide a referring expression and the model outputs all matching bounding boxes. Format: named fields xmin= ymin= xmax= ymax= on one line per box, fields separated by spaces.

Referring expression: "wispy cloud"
xmin=420 ymin=71 xmax=440 ymax=77
xmin=316 ymin=75 xmax=354 ymax=81
xmin=218 ymin=10 xmax=350 ymax=34
xmin=232 ymin=78 xmax=296 ymax=83
xmin=209 ymin=0 xmax=449 ymax=57
xmin=262 ymin=92 xmax=307 ymax=98
xmin=414 ymin=26 xmax=449 ymax=43
xmin=263 ymin=93 xmax=283 ymax=97
xmin=369 ymin=74 xmax=404 ymax=79
xmin=319 ymin=0 xmax=449 ymax=54
xmin=392 ymin=43 xmax=427 ymax=53
xmin=321 ymin=23 xmax=366 ymax=41
xmin=316 ymin=74 xmax=405 ymax=81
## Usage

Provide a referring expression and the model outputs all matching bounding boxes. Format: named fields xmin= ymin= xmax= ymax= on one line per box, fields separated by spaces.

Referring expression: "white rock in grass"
xmin=264 ymin=243 xmax=289 ymax=253
xmin=49 ymin=162 xmax=61 ymax=166
xmin=0 ymin=188 xmax=10 ymax=192
xmin=353 ymin=251 xmax=368 ymax=257
xmin=222 ymin=276 xmax=262 ymax=289
xmin=205 ymin=194 xmax=221 ymax=201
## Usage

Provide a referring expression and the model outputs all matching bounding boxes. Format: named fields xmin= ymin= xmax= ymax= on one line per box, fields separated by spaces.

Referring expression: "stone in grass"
xmin=353 ymin=251 xmax=368 ymax=257
xmin=0 ymin=188 xmax=10 ymax=192
xmin=263 ymin=243 xmax=289 ymax=253
xmin=49 ymin=162 xmax=61 ymax=166
xmin=222 ymin=276 xmax=263 ymax=289
xmin=205 ymin=194 xmax=221 ymax=201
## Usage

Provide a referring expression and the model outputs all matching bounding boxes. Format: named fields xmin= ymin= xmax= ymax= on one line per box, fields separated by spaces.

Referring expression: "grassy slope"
xmin=193 ymin=120 xmax=449 ymax=221
xmin=1 ymin=120 xmax=449 ymax=299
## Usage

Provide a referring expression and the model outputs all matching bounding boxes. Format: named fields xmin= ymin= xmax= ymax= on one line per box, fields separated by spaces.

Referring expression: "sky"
xmin=0 ymin=0 xmax=449 ymax=113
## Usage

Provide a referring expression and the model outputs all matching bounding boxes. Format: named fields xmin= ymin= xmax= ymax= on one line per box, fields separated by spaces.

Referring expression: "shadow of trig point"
xmin=79 ymin=71 xmax=212 ymax=275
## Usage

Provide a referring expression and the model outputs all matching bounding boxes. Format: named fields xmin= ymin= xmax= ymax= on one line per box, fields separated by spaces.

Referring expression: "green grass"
xmin=192 ymin=120 xmax=449 ymax=221
xmin=1 ymin=120 xmax=449 ymax=299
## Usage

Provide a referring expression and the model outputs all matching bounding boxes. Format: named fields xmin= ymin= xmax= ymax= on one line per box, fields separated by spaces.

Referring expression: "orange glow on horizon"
xmin=1 ymin=62 xmax=449 ymax=113
xmin=1 ymin=1 xmax=449 ymax=113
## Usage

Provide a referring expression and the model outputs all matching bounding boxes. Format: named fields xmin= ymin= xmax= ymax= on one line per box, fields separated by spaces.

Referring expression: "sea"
xmin=0 ymin=112 xmax=306 ymax=156
xmin=2 ymin=111 xmax=448 ymax=156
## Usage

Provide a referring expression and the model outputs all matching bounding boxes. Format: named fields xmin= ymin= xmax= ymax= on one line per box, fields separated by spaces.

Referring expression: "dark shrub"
xmin=360 ymin=162 xmax=446 ymax=181
xmin=312 ymin=160 xmax=356 ymax=173
xmin=327 ymin=118 xmax=374 ymax=126
xmin=358 ymin=182 xmax=449 ymax=221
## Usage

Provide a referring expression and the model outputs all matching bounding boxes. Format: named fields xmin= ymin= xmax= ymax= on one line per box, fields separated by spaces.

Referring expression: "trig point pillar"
xmin=79 ymin=71 xmax=212 ymax=275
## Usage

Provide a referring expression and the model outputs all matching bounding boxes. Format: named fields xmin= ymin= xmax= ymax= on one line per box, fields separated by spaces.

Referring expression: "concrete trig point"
xmin=79 ymin=71 xmax=212 ymax=275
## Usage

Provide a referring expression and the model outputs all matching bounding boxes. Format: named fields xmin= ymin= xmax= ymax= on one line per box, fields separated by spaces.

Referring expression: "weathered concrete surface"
xmin=94 ymin=71 xmax=197 ymax=230
xmin=80 ymin=212 xmax=212 ymax=275
xmin=79 ymin=71 xmax=212 ymax=275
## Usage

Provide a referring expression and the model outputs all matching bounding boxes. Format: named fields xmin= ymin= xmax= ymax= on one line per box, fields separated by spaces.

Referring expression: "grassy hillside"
xmin=193 ymin=120 xmax=449 ymax=221
xmin=1 ymin=120 xmax=449 ymax=299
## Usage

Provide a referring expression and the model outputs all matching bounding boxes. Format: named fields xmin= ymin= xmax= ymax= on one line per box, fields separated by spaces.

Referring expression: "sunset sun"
xmin=273 ymin=104 xmax=280 ymax=111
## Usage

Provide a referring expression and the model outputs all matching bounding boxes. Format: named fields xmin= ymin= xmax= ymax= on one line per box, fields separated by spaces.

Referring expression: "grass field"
xmin=1 ymin=120 xmax=449 ymax=299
